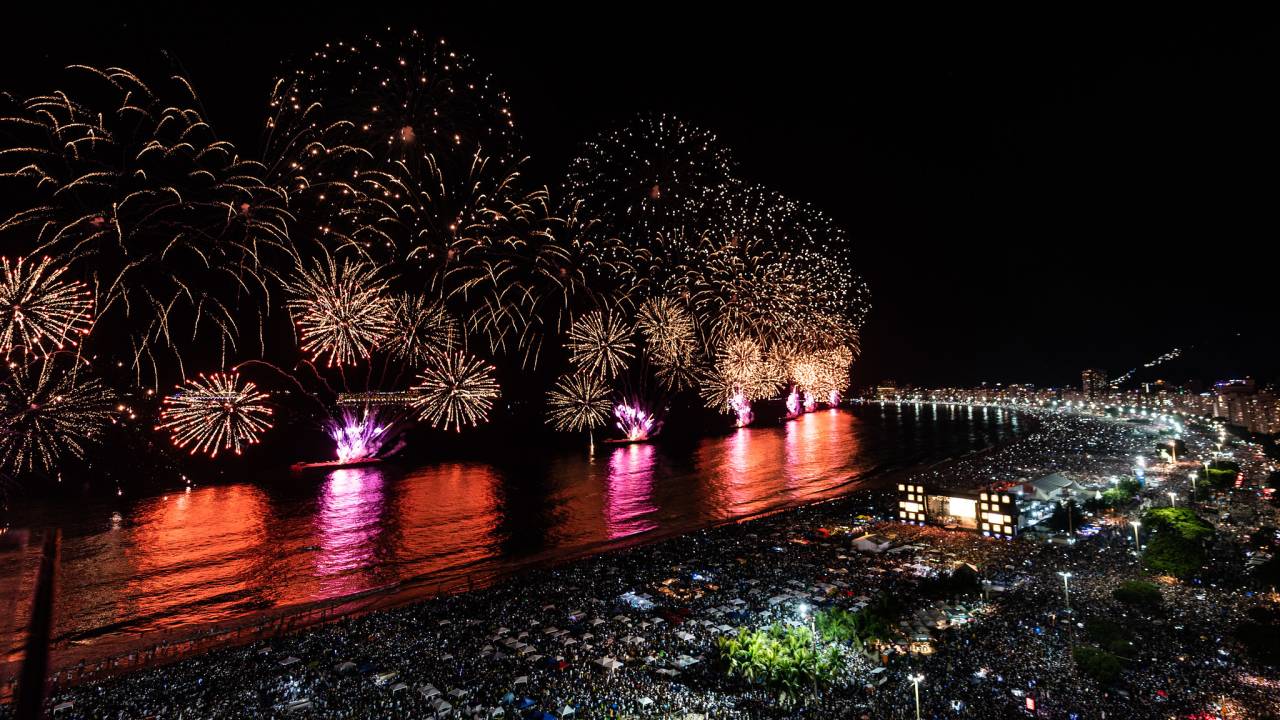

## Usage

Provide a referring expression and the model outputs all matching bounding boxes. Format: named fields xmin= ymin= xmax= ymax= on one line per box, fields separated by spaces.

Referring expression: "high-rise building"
xmin=1081 ymin=369 xmax=1107 ymax=397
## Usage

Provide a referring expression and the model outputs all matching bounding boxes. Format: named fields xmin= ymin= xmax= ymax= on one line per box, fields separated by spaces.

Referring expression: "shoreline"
xmin=5 ymin=405 xmax=1037 ymax=699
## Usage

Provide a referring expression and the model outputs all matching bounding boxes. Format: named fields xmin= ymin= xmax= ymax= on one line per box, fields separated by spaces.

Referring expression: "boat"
xmin=290 ymin=457 xmax=384 ymax=475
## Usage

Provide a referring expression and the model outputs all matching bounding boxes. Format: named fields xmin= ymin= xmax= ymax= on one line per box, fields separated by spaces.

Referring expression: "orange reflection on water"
xmin=116 ymin=485 xmax=269 ymax=629
xmin=392 ymin=462 xmax=502 ymax=588
xmin=604 ymin=444 xmax=658 ymax=539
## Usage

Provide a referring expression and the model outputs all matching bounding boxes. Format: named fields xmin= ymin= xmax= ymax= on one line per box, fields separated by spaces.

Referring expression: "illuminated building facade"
xmin=897 ymin=483 xmax=1020 ymax=538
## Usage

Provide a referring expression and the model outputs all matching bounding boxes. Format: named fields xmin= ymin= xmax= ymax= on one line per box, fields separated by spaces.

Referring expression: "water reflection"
xmin=314 ymin=468 xmax=386 ymax=595
xmin=14 ymin=406 xmax=1022 ymax=663
xmin=604 ymin=444 xmax=658 ymax=539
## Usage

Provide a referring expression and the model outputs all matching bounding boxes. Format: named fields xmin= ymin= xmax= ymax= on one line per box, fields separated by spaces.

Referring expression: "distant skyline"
xmin=4 ymin=8 xmax=1274 ymax=387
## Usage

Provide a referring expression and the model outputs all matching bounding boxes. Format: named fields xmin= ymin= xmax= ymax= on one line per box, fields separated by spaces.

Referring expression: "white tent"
xmin=334 ymin=661 xmax=357 ymax=673
xmin=638 ymin=697 xmax=654 ymax=707
xmin=674 ymin=631 xmax=695 ymax=642
xmin=595 ymin=657 xmax=623 ymax=671
xmin=390 ymin=682 xmax=409 ymax=694
xmin=420 ymin=685 xmax=441 ymax=700
xmin=279 ymin=656 xmax=301 ymax=667
xmin=514 ymin=675 xmax=529 ymax=685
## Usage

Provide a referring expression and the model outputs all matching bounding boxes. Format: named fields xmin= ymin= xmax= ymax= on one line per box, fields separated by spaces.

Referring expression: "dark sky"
xmin=3 ymin=8 xmax=1276 ymax=388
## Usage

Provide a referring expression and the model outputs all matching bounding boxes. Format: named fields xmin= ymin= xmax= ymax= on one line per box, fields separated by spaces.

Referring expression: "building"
xmin=897 ymin=483 xmax=1020 ymax=538
xmin=1081 ymin=369 xmax=1107 ymax=398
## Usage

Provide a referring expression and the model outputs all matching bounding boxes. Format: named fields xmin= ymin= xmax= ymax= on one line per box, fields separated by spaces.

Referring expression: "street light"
xmin=1168 ymin=491 xmax=1178 ymax=507
xmin=909 ymin=673 xmax=925 ymax=720
xmin=1132 ymin=520 xmax=1142 ymax=552
xmin=1058 ymin=571 xmax=1073 ymax=611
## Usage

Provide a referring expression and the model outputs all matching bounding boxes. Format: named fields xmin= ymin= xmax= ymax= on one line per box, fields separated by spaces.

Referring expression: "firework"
xmin=563 ymin=114 xmax=734 ymax=292
xmin=566 ymin=309 xmax=634 ymax=380
xmin=786 ymin=388 xmax=802 ymax=418
xmin=614 ymin=402 xmax=659 ymax=442
xmin=730 ymin=391 xmax=753 ymax=427
xmin=389 ymin=293 xmax=461 ymax=364
xmin=0 ymin=358 xmax=114 ymax=475
xmin=286 ymin=255 xmax=395 ymax=367
xmin=0 ymin=256 xmax=93 ymax=359
xmin=700 ymin=336 xmax=783 ymax=425
xmin=635 ymin=296 xmax=697 ymax=364
xmin=326 ymin=407 xmax=402 ymax=463
xmin=410 ymin=352 xmax=499 ymax=431
xmin=546 ymin=372 xmax=612 ymax=433
xmin=0 ymin=66 xmax=292 ymax=386
xmin=266 ymin=29 xmax=518 ymax=180
xmin=156 ymin=372 xmax=274 ymax=458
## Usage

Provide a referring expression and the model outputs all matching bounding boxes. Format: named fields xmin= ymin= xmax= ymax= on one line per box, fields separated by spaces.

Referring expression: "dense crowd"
xmin=4 ymin=409 xmax=1278 ymax=719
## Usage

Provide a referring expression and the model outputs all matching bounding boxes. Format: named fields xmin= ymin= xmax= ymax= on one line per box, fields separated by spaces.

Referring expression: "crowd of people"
xmin=3 ymin=408 xmax=1278 ymax=718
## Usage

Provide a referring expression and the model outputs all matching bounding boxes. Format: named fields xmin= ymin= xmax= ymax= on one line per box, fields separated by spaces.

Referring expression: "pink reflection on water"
xmin=314 ymin=468 xmax=386 ymax=595
xmin=604 ymin=444 xmax=658 ymax=539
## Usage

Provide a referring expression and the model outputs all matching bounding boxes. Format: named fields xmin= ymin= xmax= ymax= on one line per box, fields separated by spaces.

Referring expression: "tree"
xmin=717 ymin=623 xmax=843 ymax=708
xmin=1072 ymin=645 xmax=1122 ymax=685
xmin=1112 ymin=580 xmax=1162 ymax=610
xmin=1141 ymin=507 xmax=1215 ymax=579
xmin=1047 ymin=499 xmax=1081 ymax=534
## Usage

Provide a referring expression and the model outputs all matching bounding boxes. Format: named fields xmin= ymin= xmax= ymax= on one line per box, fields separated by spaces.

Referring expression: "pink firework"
xmin=614 ymin=402 xmax=659 ymax=442
xmin=803 ymin=391 xmax=817 ymax=413
xmin=730 ymin=391 xmax=753 ymax=427
xmin=325 ymin=408 xmax=400 ymax=463
xmin=785 ymin=388 xmax=802 ymax=418
xmin=829 ymin=389 xmax=841 ymax=405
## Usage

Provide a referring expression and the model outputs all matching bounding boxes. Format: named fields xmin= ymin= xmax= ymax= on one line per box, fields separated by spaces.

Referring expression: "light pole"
xmin=1058 ymin=571 xmax=1072 ymax=612
xmin=1168 ymin=491 xmax=1178 ymax=508
xmin=909 ymin=673 xmax=925 ymax=720
xmin=1132 ymin=520 xmax=1142 ymax=552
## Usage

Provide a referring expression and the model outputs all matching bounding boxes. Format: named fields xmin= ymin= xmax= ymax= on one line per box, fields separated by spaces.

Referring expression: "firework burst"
xmin=546 ymin=371 xmax=612 ymax=433
xmin=389 ymin=293 xmax=461 ymax=365
xmin=566 ymin=309 xmax=634 ymax=380
xmin=0 ymin=66 xmax=292 ymax=386
xmin=286 ymin=255 xmax=395 ymax=367
xmin=410 ymin=352 xmax=500 ymax=431
xmin=326 ymin=407 xmax=403 ymax=463
xmin=156 ymin=372 xmax=273 ymax=458
xmin=0 ymin=256 xmax=93 ymax=359
xmin=0 ymin=358 xmax=114 ymax=475
xmin=614 ymin=401 xmax=660 ymax=442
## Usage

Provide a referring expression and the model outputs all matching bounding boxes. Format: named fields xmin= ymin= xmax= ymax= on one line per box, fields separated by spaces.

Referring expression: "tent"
xmin=637 ymin=697 xmax=654 ymax=707
xmin=428 ymin=698 xmax=452 ymax=716
xmin=285 ymin=699 xmax=313 ymax=714
xmin=514 ymin=675 xmax=529 ymax=685
xmin=334 ymin=661 xmax=356 ymax=673
xmin=517 ymin=697 xmax=537 ymax=709
xmin=421 ymin=685 xmax=442 ymax=700
xmin=559 ymin=705 xmax=576 ymax=716
xmin=390 ymin=682 xmax=409 ymax=694
xmin=279 ymin=656 xmax=301 ymax=667
xmin=595 ymin=657 xmax=623 ymax=671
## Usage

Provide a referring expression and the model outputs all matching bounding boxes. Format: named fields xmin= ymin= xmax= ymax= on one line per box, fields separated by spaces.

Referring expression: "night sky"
xmin=4 ymin=8 xmax=1275 ymax=388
